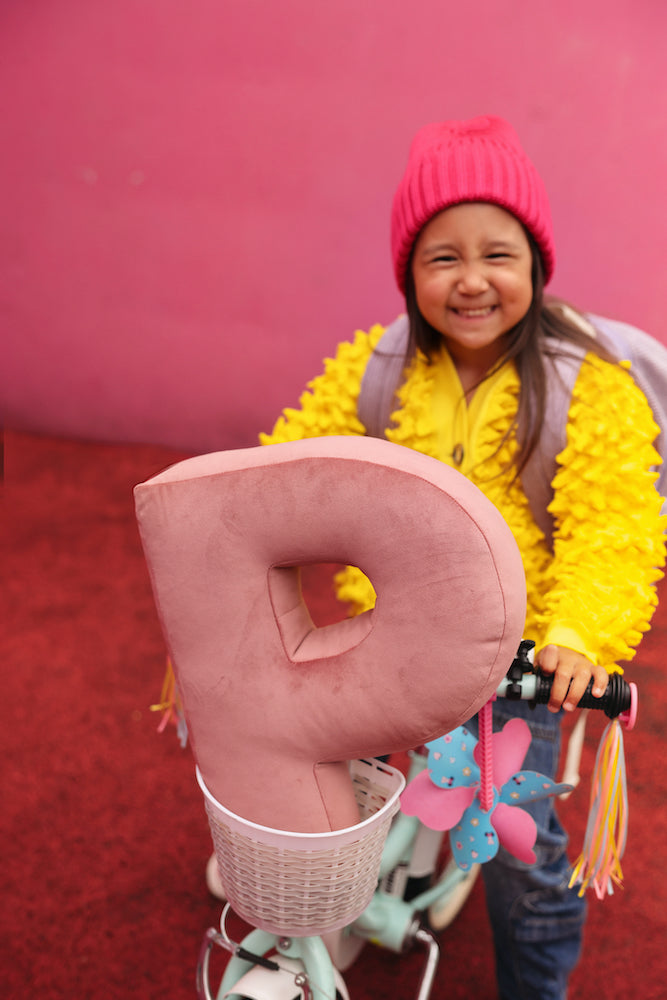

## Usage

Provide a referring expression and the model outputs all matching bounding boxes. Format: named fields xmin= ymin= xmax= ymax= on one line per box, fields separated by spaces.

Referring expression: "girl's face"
xmin=411 ymin=202 xmax=534 ymax=372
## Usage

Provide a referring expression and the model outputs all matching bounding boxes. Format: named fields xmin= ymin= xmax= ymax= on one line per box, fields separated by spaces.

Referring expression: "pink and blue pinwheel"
xmin=401 ymin=717 xmax=572 ymax=870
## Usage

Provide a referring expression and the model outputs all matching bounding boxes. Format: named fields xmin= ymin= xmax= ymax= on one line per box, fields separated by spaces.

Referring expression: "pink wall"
xmin=2 ymin=1 xmax=666 ymax=451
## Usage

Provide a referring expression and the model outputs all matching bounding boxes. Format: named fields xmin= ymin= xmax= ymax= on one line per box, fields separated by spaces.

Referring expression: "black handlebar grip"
xmin=533 ymin=671 xmax=632 ymax=719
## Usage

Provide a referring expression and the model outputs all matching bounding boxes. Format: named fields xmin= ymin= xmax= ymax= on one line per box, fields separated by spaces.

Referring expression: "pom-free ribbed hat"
xmin=390 ymin=115 xmax=555 ymax=292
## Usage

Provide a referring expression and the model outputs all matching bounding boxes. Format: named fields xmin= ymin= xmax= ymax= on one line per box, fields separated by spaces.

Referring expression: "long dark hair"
xmin=403 ymin=234 xmax=617 ymax=477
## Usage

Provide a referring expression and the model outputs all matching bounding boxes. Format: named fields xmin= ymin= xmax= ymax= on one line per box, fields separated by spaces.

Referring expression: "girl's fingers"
xmin=562 ymin=668 xmax=593 ymax=712
xmin=549 ymin=663 xmax=576 ymax=712
xmin=562 ymin=662 xmax=610 ymax=712
xmin=537 ymin=645 xmax=610 ymax=712
xmin=536 ymin=643 xmax=559 ymax=674
xmin=590 ymin=665 xmax=610 ymax=699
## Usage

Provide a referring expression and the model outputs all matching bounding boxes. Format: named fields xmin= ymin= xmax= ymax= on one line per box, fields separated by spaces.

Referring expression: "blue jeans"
xmin=468 ymin=699 xmax=587 ymax=1000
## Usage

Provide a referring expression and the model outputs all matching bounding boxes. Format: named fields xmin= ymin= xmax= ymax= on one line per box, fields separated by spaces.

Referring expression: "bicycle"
xmin=196 ymin=641 xmax=637 ymax=1000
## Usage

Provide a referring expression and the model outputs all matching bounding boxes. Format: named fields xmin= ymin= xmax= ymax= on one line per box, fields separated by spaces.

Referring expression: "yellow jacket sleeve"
xmin=537 ymin=355 xmax=666 ymax=670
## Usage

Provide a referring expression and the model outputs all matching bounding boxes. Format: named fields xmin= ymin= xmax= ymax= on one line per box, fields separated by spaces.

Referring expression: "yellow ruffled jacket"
xmin=260 ymin=324 xmax=666 ymax=672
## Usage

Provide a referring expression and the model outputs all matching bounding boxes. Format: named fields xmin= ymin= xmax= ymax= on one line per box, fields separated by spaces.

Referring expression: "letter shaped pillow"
xmin=134 ymin=436 xmax=525 ymax=833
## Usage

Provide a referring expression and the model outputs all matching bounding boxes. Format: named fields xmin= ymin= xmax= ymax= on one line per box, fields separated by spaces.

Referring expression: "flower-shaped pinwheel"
xmin=401 ymin=714 xmax=572 ymax=870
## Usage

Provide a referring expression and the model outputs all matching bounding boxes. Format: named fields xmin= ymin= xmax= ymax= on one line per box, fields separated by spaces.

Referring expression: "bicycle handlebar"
xmin=495 ymin=640 xmax=638 ymax=730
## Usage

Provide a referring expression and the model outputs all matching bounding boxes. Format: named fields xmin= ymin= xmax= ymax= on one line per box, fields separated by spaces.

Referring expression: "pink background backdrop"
xmin=2 ymin=0 xmax=666 ymax=452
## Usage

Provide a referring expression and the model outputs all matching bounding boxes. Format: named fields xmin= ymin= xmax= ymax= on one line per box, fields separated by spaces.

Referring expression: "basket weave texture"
xmin=200 ymin=758 xmax=405 ymax=936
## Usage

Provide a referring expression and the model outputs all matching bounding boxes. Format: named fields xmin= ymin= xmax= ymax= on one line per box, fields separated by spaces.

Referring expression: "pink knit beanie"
xmin=390 ymin=115 xmax=555 ymax=292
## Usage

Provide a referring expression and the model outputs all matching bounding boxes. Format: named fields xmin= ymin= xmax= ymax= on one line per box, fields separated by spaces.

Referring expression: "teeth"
xmin=456 ymin=307 xmax=494 ymax=316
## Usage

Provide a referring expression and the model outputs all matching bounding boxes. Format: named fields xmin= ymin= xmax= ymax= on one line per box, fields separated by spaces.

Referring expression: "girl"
xmin=259 ymin=116 xmax=665 ymax=999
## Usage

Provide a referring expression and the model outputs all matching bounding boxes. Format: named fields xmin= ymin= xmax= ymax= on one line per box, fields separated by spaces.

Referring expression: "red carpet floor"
xmin=4 ymin=430 xmax=667 ymax=999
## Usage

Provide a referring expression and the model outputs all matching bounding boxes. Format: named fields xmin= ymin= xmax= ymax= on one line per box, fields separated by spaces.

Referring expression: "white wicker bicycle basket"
xmin=197 ymin=757 xmax=405 ymax=937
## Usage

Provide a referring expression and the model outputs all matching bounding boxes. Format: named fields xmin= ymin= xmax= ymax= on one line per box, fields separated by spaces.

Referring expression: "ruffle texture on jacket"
xmin=539 ymin=355 xmax=665 ymax=669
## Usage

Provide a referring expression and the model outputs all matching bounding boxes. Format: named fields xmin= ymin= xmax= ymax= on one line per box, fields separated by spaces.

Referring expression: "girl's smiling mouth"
xmin=450 ymin=305 xmax=498 ymax=317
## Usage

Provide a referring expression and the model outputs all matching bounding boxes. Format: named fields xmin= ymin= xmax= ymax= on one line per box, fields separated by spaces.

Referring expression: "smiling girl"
xmin=258 ymin=116 xmax=665 ymax=999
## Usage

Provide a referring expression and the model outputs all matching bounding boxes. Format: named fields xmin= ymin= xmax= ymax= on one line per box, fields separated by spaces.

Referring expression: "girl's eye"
xmin=487 ymin=252 xmax=511 ymax=261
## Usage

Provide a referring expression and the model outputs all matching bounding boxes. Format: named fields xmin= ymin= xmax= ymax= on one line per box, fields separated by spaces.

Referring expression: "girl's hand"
xmin=536 ymin=644 xmax=609 ymax=713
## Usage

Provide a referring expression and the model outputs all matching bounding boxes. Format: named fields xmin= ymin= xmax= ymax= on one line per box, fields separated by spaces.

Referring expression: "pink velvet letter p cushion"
xmin=134 ymin=436 xmax=525 ymax=835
